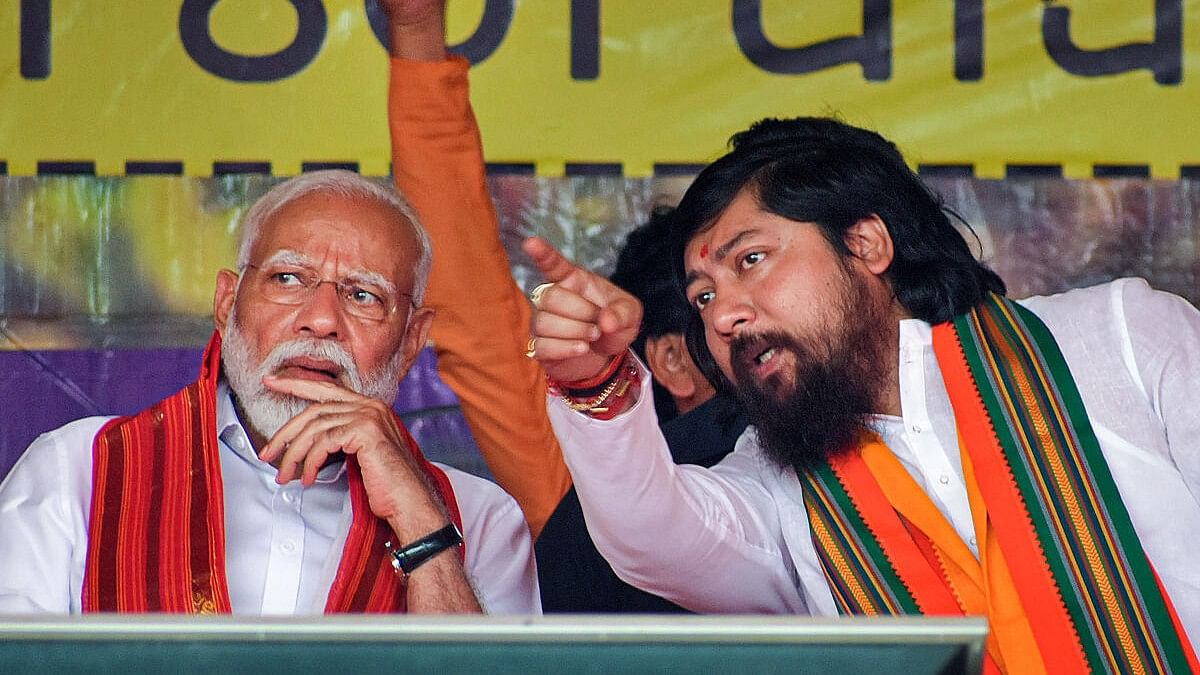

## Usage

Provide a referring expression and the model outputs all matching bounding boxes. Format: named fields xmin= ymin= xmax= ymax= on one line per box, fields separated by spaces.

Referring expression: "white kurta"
xmin=0 ymin=382 xmax=540 ymax=615
xmin=549 ymin=278 xmax=1199 ymax=644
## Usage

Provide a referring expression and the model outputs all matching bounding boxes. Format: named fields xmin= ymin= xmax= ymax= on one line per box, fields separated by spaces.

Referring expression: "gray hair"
xmin=235 ymin=169 xmax=433 ymax=306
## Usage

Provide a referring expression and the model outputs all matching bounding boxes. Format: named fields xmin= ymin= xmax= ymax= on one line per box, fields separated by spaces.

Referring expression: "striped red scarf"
xmin=82 ymin=332 xmax=461 ymax=613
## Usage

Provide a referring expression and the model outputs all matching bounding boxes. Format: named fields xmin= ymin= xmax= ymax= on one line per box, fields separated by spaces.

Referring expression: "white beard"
xmin=221 ymin=306 xmax=405 ymax=441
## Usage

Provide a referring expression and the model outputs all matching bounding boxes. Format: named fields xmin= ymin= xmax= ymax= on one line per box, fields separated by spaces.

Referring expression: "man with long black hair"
xmin=524 ymin=117 xmax=1199 ymax=672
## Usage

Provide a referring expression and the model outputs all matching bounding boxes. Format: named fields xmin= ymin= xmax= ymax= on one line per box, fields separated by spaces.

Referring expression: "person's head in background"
xmin=610 ymin=206 xmax=717 ymax=423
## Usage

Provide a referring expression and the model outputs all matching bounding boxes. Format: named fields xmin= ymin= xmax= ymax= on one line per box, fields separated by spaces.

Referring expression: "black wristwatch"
xmin=386 ymin=523 xmax=463 ymax=578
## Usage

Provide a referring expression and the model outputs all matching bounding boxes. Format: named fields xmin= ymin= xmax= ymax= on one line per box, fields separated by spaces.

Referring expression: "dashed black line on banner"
xmin=7 ymin=160 xmax=1200 ymax=180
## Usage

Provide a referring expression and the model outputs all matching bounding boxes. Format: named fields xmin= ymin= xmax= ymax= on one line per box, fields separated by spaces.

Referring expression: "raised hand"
xmin=377 ymin=0 xmax=446 ymax=27
xmin=522 ymin=236 xmax=643 ymax=384
xmin=376 ymin=0 xmax=448 ymax=61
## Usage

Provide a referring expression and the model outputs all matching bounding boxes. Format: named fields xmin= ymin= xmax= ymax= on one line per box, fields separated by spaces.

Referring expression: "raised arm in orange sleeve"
xmin=387 ymin=56 xmax=570 ymax=539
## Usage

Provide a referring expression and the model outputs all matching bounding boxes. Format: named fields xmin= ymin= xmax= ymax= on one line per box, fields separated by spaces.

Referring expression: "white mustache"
xmin=260 ymin=338 xmax=363 ymax=393
xmin=221 ymin=307 xmax=406 ymax=442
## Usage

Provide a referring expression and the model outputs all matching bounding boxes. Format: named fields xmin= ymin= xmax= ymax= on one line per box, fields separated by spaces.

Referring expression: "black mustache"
xmin=730 ymin=331 xmax=789 ymax=365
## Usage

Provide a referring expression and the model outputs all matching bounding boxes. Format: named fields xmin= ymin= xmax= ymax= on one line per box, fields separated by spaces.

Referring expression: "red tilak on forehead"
xmin=699 ymin=243 xmax=709 ymax=258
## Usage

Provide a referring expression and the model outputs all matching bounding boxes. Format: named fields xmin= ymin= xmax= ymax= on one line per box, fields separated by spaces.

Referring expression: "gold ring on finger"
xmin=530 ymin=282 xmax=553 ymax=307
xmin=524 ymin=337 xmax=538 ymax=359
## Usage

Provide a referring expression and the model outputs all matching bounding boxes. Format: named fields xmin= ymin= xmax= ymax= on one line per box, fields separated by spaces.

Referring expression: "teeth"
xmin=756 ymin=348 xmax=776 ymax=365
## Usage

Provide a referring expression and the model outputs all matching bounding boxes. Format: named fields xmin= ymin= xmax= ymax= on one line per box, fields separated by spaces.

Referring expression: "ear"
xmin=213 ymin=269 xmax=240 ymax=337
xmin=644 ymin=333 xmax=697 ymax=400
xmin=843 ymin=214 xmax=894 ymax=276
xmin=396 ymin=306 xmax=436 ymax=376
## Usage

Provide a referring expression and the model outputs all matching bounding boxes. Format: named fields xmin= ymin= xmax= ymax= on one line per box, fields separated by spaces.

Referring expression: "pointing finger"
xmin=522 ymin=237 xmax=580 ymax=283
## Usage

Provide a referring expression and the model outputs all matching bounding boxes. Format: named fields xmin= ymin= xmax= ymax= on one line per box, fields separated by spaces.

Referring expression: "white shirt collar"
xmin=897 ymin=316 xmax=933 ymax=347
xmin=865 ymin=318 xmax=933 ymax=430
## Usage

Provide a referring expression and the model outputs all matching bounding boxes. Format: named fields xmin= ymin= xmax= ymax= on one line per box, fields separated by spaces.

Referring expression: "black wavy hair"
xmin=610 ymin=206 xmax=694 ymax=421
xmin=669 ymin=117 xmax=1005 ymax=389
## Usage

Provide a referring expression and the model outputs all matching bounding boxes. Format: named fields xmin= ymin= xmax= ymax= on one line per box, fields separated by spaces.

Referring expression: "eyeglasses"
xmin=243 ymin=264 xmax=414 ymax=323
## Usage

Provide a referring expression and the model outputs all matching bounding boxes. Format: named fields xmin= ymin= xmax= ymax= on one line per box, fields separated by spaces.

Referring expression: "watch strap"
xmin=386 ymin=523 xmax=463 ymax=577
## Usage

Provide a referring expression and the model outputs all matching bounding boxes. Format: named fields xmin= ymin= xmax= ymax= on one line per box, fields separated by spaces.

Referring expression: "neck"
xmin=875 ymin=308 xmax=906 ymax=417
xmin=877 ymin=368 xmax=902 ymax=417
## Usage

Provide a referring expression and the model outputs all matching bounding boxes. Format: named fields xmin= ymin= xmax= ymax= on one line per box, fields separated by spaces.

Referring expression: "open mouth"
xmin=748 ymin=345 xmax=786 ymax=381
xmin=733 ymin=335 xmax=787 ymax=384
xmin=754 ymin=346 xmax=778 ymax=367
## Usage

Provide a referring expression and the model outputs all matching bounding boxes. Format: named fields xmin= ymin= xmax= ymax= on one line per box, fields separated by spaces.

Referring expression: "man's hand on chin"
xmin=260 ymin=376 xmax=482 ymax=613
xmin=257 ymin=376 xmax=449 ymax=538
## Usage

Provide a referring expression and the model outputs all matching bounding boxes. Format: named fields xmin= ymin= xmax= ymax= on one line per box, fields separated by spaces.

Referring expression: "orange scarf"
xmin=858 ymin=439 xmax=1043 ymax=673
xmin=801 ymin=294 xmax=1197 ymax=674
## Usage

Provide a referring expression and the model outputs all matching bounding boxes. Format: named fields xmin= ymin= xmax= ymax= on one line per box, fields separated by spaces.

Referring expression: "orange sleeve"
xmin=387 ymin=56 xmax=570 ymax=539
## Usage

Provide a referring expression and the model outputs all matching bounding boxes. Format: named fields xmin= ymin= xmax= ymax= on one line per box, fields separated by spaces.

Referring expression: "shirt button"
xmin=970 ymin=537 xmax=978 ymax=548
xmin=281 ymin=540 xmax=297 ymax=554
xmin=938 ymin=474 xmax=950 ymax=485
xmin=911 ymin=425 xmax=923 ymax=434
xmin=281 ymin=491 xmax=294 ymax=503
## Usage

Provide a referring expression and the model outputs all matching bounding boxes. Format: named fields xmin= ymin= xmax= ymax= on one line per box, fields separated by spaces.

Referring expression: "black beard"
xmin=730 ymin=279 xmax=892 ymax=474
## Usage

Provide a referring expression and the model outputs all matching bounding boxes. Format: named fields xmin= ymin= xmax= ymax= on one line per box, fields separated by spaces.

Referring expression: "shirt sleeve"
xmin=387 ymin=56 xmax=571 ymax=540
xmin=0 ymin=418 xmax=107 ymax=613
xmin=548 ymin=369 xmax=806 ymax=613
xmin=1113 ymin=278 xmax=1200 ymax=503
xmin=442 ymin=466 xmax=541 ymax=614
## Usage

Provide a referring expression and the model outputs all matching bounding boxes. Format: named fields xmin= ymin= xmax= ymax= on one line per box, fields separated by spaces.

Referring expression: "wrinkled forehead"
xmin=252 ymin=192 xmax=418 ymax=286
xmin=257 ymin=249 xmax=398 ymax=291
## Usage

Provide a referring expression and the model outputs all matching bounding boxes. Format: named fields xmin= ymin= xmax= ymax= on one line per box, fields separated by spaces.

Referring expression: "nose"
xmin=709 ymin=283 xmax=754 ymax=344
xmin=292 ymin=279 xmax=345 ymax=339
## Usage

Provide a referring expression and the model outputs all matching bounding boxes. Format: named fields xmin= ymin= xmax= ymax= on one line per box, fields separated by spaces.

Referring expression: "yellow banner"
xmin=1 ymin=1 xmax=1197 ymax=178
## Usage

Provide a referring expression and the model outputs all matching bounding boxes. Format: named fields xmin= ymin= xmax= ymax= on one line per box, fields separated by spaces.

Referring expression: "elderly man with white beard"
xmin=0 ymin=170 xmax=539 ymax=615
